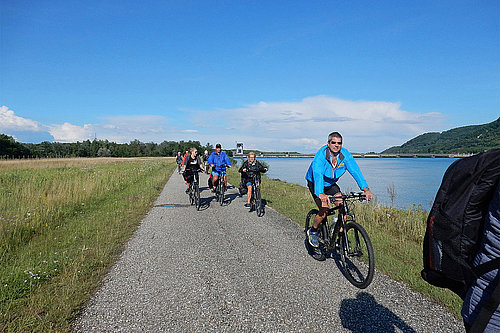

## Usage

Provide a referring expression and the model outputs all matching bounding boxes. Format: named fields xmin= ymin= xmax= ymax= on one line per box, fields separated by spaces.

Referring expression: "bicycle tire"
xmin=194 ymin=183 xmax=201 ymax=210
xmin=218 ymin=180 xmax=224 ymax=205
xmin=304 ymin=209 xmax=327 ymax=261
xmin=255 ymin=185 xmax=264 ymax=217
xmin=342 ymin=222 xmax=375 ymax=289
xmin=189 ymin=187 xmax=194 ymax=205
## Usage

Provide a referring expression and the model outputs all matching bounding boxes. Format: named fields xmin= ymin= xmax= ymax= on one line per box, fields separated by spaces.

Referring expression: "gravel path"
xmin=73 ymin=171 xmax=464 ymax=332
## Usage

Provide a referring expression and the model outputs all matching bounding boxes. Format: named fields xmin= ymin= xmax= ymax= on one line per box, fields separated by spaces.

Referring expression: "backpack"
xmin=422 ymin=149 xmax=500 ymax=300
xmin=238 ymin=181 xmax=248 ymax=195
xmin=208 ymin=174 xmax=213 ymax=189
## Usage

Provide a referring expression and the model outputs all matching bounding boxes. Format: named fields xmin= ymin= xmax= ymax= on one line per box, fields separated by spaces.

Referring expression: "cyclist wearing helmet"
xmin=305 ymin=132 xmax=373 ymax=248
xmin=175 ymin=152 xmax=183 ymax=173
xmin=202 ymin=150 xmax=210 ymax=173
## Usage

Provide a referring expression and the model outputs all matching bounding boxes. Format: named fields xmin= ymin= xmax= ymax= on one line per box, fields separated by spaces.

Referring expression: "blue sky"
xmin=1 ymin=1 xmax=499 ymax=153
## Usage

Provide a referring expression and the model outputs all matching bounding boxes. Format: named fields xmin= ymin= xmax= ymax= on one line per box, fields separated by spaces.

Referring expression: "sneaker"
xmin=307 ymin=228 xmax=319 ymax=248
xmin=244 ymin=203 xmax=251 ymax=208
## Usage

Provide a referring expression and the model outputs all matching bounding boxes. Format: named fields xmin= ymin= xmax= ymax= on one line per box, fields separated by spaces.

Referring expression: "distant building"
xmin=236 ymin=142 xmax=244 ymax=155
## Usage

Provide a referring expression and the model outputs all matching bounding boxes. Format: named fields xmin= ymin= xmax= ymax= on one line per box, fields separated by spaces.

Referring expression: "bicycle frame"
xmin=187 ymin=170 xmax=201 ymax=209
xmin=320 ymin=194 xmax=360 ymax=249
xmin=305 ymin=191 xmax=374 ymax=289
xmin=212 ymin=164 xmax=227 ymax=205
xmin=248 ymin=173 xmax=264 ymax=216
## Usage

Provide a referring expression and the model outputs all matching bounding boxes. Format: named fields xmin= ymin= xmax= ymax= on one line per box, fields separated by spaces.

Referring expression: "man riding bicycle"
xmin=306 ymin=132 xmax=373 ymax=248
xmin=182 ymin=148 xmax=205 ymax=193
xmin=208 ymin=143 xmax=231 ymax=193
xmin=239 ymin=152 xmax=267 ymax=207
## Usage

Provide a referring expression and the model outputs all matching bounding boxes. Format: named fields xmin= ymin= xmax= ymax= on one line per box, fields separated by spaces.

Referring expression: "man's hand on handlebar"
xmin=363 ymin=188 xmax=373 ymax=201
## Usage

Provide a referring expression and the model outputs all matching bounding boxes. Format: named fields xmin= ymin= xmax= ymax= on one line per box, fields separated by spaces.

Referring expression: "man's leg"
xmin=212 ymin=174 xmax=219 ymax=191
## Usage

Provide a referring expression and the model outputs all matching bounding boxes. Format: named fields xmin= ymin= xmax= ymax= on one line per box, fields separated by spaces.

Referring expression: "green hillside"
xmin=382 ymin=117 xmax=500 ymax=154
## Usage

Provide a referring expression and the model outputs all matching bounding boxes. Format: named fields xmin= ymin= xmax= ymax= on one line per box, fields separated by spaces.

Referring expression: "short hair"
xmin=189 ymin=147 xmax=197 ymax=153
xmin=328 ymin=132 xmax=342 ymax=142
xmin=248 ymin=152 xmax=256 ymax=158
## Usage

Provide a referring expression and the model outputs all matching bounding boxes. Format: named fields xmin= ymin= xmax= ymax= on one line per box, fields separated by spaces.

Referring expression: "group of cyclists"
xmin=175 ymin=132 xmax=373 ymax=227
xmin=176 ymin=143 xmax=267 ymax=207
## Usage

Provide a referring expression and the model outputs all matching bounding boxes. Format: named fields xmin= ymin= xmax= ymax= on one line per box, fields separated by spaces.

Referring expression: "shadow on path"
xmin=339 ymin=292 xmax=416 ymax=333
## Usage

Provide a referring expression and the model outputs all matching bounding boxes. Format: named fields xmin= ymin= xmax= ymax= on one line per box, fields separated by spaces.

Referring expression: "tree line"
xmin=0 ymin=134 xmax=223 ymax=158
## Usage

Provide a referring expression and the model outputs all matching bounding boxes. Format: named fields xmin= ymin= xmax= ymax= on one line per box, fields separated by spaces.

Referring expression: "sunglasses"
xmin=330 ymin=141 xmax=342 ymax=145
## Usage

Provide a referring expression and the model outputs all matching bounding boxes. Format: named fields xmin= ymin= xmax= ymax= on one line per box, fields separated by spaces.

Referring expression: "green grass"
xmin=0 ymin=158 xmax=175 ymax=332
xmin=1 ymin=157 xmax=462 ymax=331
xmin=227 ymin=167 xmax=463 ymax=318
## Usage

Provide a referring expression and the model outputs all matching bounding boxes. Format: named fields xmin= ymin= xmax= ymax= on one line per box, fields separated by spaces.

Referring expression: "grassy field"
xmin=0 ymin=157 xmax=175 ymax=332
xmin=1 ymin=157 xmax=462 ymax=332
xmin=226 ymin=166 xmax=463 ymax=318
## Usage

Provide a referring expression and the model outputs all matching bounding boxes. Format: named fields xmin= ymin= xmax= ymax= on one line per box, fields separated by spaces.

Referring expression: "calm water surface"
xmin=238 ymin=157 xmax=457 ymax=210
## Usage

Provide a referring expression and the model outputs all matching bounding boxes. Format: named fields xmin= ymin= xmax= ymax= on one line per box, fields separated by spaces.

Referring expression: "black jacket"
xmin=239 ymin=160 xmax=267 ymax=181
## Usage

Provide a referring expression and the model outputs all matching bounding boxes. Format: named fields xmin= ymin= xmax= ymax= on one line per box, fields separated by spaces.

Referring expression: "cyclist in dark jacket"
xmin=182 ymin=148 xmax=204 ymax=193
xmin=239 ymin=152 xmax=267 ymax=207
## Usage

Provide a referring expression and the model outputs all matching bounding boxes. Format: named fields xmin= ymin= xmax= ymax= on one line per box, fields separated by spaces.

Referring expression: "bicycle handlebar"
xmin=328 ymin=192 xmax=366 ymax=204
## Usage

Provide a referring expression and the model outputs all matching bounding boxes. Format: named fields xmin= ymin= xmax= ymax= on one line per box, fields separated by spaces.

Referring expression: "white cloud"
xmin=193 ymin=96 xmax=445 ymax=152
xmin=49 ymin=122 xmax=94 ymax=143
xmin=1 ymin=96 xmax=447 ymax=152
xmin=0 ymin=106 xmax=45 ymax=132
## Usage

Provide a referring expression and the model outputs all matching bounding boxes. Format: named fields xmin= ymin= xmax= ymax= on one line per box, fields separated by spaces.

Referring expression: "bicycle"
xmin=248 ymin=173 xmax=264 ymax=217
xmin=186 ymin=170 xmax=202 ymax=210
xmin=213 ymin=164 xmax=227 ymax=206
xmin=304 ymin=192 xmax=375 ymax=289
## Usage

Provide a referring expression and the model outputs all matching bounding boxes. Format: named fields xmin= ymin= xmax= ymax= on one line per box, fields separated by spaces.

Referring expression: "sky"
xmin=1 ymin=1 xmax=499 ymax=153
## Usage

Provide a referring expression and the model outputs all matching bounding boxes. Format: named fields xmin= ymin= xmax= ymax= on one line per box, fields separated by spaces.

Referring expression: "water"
xmin=236 ymin=157 xmax=457 ymax=210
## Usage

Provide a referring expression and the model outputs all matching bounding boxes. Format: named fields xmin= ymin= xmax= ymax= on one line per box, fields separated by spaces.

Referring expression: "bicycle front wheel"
xmin=218 ymin=182 xmax=224 ymax=205
xmin=255 ymin=185 xmax=264 ymax=217
xmin=342 ymin=222 xmax=375 ymax=289
xmin=189 ymin=188 xmax=194 ymax=205
xmin=194 ymin=183 xmax=201 ymax=210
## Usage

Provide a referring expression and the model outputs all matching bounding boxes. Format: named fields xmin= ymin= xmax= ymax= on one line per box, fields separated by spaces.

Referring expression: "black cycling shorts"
xmin=307 ymin=180 xmax=341 ymax=200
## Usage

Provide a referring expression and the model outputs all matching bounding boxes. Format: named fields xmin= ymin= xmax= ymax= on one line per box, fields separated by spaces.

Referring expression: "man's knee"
xmin=318 ymin=207 xmax=329 ymax=216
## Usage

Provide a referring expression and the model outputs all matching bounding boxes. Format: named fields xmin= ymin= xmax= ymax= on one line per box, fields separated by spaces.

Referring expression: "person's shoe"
xmin=244 ymin=203 xmax=251 ymax=208
xmin=307 ymin=228 xmax=319 ymax=248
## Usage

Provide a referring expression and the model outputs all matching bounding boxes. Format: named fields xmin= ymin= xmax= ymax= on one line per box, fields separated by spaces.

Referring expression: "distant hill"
xmin=382 ymin=117 xmax=500 ymax=154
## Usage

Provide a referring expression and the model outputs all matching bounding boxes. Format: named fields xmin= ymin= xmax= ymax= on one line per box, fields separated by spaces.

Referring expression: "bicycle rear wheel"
xmin=341 ymin=222 xmax=375 ymax=289
xmin=304 ymin=209 xmax=327 ymax=261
